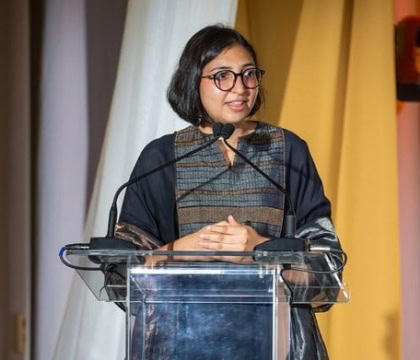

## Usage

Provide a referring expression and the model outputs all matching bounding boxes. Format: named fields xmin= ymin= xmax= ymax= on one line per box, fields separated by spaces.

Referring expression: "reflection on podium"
xmin=62 ymin=248 xmax=349 ymax=360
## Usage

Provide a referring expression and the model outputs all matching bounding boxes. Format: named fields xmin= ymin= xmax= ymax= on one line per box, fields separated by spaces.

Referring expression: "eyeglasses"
xmin=201 ymin=68 xmax=265 ymax=92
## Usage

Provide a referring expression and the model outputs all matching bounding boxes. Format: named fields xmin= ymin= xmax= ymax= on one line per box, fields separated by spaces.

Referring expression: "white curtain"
xmin=53 ymin=1 xmax=238 ymax=359
xmin=35 ymin=1 xmax=88 ymax=359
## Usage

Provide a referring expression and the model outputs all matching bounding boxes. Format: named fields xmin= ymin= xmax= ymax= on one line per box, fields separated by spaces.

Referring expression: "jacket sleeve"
xmin=284 ymin=130 xmax=344 ymax=311
xmin=118 ymin=134 xmax=178 ymax=245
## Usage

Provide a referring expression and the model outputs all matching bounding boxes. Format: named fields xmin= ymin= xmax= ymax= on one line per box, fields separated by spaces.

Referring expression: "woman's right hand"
xmin=168 ymin=220 xmax=230 ymax=262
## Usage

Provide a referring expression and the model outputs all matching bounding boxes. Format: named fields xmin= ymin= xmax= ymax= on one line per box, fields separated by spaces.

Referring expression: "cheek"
xmin=199 ymin=82 xmax=208 ymax=105
xmin=250 ymin=89 xmax=259 ymax=107
xmin=200 ymin=82 xmax=223 ymax=110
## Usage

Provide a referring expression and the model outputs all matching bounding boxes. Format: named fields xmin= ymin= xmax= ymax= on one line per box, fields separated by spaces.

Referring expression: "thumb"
xmin=227 ymin=215 xmax=240 ymax=225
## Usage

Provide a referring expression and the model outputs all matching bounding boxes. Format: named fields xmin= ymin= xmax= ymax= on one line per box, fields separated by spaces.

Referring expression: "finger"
xmin=209 ymin=224 xmax=250 ymax=239
xmin=199 ymin=239 xmax=224 ymax=250
xmin=200 ymin=222 xmax=229 ymax=234
xmin=199 ymin=232 xmax=243 ymax=244
xmin=205 ymin=224 xmax=236 ymax=235
xmin=214 ymin=220 xmax=229 ymax=226
xmin=199 ymin=239 xmax=246 ymax=251
xmin=227 ymin=215 xmax=240 ymax=225
xmin=207 ymin=226 xmax=248 ymax=239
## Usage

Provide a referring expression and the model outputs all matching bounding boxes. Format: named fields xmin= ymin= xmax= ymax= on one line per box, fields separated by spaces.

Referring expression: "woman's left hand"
xmin=198 ymin=215 xmax=268 ymax=263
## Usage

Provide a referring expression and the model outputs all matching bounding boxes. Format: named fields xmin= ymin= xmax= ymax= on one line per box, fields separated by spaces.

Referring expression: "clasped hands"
xmin=172 ymin=215 xmax=268 ymax=263
xmin=162 ymin=216 xmax=312 ymax=284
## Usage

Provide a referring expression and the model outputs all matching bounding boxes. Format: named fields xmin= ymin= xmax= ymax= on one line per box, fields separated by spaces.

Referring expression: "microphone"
xmin=89 ymin=123 xmax=233 ymax=253
xmin=220 ymin=124 xmax=307 ymax=252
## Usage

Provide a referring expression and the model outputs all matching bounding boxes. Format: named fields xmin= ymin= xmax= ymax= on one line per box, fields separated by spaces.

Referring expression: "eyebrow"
xmin=209 ymin=63 xmax=256 ymax=72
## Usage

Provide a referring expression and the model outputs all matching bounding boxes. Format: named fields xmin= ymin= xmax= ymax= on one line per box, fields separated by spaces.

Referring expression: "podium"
xmin=63 ymin=248 xmax=349 ymax=359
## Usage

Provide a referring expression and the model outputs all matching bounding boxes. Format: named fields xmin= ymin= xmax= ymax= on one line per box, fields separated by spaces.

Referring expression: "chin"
xmin=223 ymin=117 xmax=250 ymax=126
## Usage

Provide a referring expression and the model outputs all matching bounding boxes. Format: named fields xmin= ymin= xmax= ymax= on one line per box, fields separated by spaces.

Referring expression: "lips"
xmin=227 ymin=99 xmax=246 ymax=104
xmin=226 ymin=100 xmax=248 ymax=110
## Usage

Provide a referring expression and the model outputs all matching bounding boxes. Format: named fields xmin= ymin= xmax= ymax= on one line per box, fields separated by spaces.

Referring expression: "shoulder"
xmin=256 ymin=122 xmax=310 ymax=155
xmin=132 ymin=132 xmax=176 ymax=177
xmin=282 ymin=128 xmax=311 ymax=159
xmin=135 ymin=125 xmax=198 ymax=171
xmin=141 ymin=133 xmax=175 ymax=158
xmin=141 ymin=125 xmax=198 ymax=155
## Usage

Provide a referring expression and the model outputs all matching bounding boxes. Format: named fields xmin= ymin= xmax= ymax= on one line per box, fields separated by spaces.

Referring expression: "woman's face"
xmin=199 ymin=45 xmax=259 ymax=126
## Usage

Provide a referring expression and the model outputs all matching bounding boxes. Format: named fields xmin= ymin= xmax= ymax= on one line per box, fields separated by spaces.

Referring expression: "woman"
xmin=117 ymin=24 xmax=343 ymax=360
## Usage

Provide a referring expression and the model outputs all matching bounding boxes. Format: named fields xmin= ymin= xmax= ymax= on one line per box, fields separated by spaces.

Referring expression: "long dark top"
xmin=120 ymin=125 xmax=332 ymax=241
xmin=119 ymin=122 xmax=341 ymax=360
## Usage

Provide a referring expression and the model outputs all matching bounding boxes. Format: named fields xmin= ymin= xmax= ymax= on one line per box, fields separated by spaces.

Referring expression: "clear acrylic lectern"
xmin=64 ymin=249 xmax=349 ymax=360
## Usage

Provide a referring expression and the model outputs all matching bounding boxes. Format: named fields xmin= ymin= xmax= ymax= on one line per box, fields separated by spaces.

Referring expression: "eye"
xmin=213 ymin=70 xmax=231 ymax=81
xmin=243 ymin=68 xmax=257 ymax=78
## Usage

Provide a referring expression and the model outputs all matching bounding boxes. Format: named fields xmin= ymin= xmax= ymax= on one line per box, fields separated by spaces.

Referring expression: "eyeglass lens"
xmin=214 ymin=69 xmax=263 ymax=91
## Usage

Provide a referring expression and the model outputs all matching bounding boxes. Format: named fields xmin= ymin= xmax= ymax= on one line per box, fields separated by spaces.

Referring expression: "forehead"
xmin=203 ymin=45 xmax=255 ymax=71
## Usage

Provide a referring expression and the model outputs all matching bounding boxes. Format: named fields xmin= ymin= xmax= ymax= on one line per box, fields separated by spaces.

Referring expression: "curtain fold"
xmin=236 ymin=0 xmax=401 ymax=359
xmin=394 ymin=1 xmax=420 ymax=359
xmin=0 ymin=0 xmax=31 ymax=359
xmin=35 ymin=1 xmax=89 ymax=358
xmin=53 ymin=1 xmax=238 ymax=359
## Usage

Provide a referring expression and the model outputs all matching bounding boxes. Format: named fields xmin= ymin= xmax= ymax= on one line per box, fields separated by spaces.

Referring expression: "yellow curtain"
xmin=236 ymin=1 xmax=401 ymax=359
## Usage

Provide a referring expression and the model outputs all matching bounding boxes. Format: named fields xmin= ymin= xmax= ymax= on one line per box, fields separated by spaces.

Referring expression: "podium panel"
xmin=64 ymin=249 xmax=349 ymax=360
xmin=127 ymin=262 xmax=290 ymax=359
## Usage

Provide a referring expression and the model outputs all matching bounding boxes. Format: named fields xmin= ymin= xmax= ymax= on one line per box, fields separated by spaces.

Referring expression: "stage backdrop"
xmin=236 ymin=0 xmax=401 ymax=359
xmin=53 ymin=1 xmax=238 ymax=359
xmin=50 ymin=0 xmax=406 ymax=359
xmin=394 ymin=1 xmax=420 ymax=359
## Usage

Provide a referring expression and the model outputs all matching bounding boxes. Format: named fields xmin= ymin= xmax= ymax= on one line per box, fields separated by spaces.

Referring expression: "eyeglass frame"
xmin=201 ymin=67 xmax=265 ymax=92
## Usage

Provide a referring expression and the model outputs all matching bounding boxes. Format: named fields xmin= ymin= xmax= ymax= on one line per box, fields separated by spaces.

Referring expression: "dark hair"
xmin=167 ymin=24 xmax=263 ymax=125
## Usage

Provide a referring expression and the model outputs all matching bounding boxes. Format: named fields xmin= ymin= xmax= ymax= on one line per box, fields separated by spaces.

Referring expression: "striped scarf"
xmin=175 ymin=122 xmax=286 ymax=239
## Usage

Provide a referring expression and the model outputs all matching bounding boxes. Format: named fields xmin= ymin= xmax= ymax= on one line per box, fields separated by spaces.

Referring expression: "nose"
xmin=231 ymin=75 xmax=247 ymax=94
